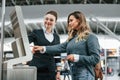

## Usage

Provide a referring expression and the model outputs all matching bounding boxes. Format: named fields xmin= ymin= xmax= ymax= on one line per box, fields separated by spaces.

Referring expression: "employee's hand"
xmin=56 ymin=72 xmax=61 ymax=80
xmin=32 ymin=46 xmax=44 ymax=54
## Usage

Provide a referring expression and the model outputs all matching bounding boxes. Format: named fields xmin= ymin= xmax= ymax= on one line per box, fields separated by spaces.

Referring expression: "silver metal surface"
xmin=0 ymin=0 xmax=6 ymax=80
xmin=3 ymin=66 xmax=37 ymax=80
xmin=3 ymin=6 xmax=33 ymax=68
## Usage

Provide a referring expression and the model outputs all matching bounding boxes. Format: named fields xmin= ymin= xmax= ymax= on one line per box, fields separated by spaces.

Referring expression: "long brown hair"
xmin=67 ymin=11 xmax=91 ymax=42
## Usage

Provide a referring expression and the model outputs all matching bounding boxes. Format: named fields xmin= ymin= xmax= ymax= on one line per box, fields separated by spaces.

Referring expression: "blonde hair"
xmin=67 ymin=11 xmax=91 ymax=42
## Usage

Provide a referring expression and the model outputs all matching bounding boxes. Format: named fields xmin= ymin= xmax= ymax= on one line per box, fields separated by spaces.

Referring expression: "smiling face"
xmin=68 ymin=15 xmax=80 ymax=30
xmin=44 ymin=14 xmax=56 ymax=30
xmin=67 ymin=11 xmax=91 ymax=41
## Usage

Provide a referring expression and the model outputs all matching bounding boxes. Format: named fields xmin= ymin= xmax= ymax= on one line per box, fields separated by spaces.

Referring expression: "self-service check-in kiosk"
xmin=3 ymin=6 xmax=36 ymax=80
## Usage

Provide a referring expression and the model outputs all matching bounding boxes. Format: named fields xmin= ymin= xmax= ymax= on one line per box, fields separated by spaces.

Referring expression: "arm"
xmin=32 ymin=42 xmax=68 ymax=55
xmin=45 ymin=42 xmax=67 ymax=55
xmin=28 ymin=30 xmax=37 ymax=43
xmin=56 ymin=63 xmax=62 ymax=80
xmin=55 ymin=35 xmax=61 ymax=80
xmin=67 ymin=34 xmax=100 ymax=66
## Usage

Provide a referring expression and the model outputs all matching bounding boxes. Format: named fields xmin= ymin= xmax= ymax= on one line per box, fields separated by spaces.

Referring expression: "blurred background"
xmin=0 ymin=0 xmax=120 ymax=80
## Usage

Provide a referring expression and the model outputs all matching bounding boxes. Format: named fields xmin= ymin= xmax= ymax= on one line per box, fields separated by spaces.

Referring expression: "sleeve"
xmin=45 ymin=42 xmax=68 ymax=55
xmin=53 ymin=33 xmax=61 ymax=64
xmin=78 ymin=34 xmax=100 ymax=66
xmin=54 ymin=35 xmax=60 ymax=56
xmin=28 ymin=30 xmax=36 ymax=43
xmin=73 ymin=54 xmax=80 ymax=62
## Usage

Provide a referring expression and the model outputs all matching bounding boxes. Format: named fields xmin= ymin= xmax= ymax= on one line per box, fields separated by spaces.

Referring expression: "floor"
xmin=60 ymin=72 xmax=120 ymax=80
xmin=103 ymin=72 xmax=120 ymax=80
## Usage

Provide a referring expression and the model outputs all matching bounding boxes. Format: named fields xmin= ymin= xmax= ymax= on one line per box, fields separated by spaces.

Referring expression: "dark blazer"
xmin=27 ymin=29 xmax=60 ymax=80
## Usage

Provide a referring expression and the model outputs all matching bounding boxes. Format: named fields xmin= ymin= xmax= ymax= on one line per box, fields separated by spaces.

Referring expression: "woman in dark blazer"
xmin=32 ymin=11 xmax=100 ymax=80
xmin=27 ymin=11 xmax=60 ymax=80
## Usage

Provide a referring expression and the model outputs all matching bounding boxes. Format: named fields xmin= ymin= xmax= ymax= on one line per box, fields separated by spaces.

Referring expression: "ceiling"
xmin=0 ymin=2 xmax=120 ymax=52
xmin=0 ymin=4 xmax=120 ymax=38
xmin=0 ymin=0 xmax=120 ymax=7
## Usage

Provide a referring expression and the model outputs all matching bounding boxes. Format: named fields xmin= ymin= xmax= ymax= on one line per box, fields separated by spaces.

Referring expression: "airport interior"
xmin=0 ymin=0 xmax=120 ymax=80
